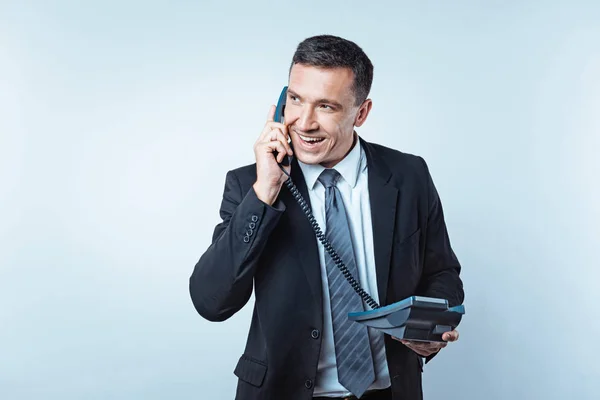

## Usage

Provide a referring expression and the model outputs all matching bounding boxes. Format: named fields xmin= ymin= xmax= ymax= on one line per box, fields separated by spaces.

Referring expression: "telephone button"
xmin=311 ymin=329 xmax=320 ymax=339
xmin=251 ymin=215 xmax=258 ymax=222
xmin=304 ymin=379 xmax=313 ymax=389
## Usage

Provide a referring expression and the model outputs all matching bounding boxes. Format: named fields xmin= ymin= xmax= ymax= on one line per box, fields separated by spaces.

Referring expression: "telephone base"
xmin=348 ymin=296 xmax=465 ymax=343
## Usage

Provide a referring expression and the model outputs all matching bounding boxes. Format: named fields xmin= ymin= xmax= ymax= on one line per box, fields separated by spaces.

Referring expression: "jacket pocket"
xmin=394 ymin=228 xmax=421 ymax=267
xmin=395 ymin=227 xmax=421 ymax=247
xmin=389 ymin=228 xmax=422 ymax=296
xmin=233 ymin=354 xmax=268 ymax=387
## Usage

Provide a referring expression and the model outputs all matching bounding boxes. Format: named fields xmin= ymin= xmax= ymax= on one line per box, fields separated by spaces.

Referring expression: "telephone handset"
xmin=274 ymin=86 xmax=291 ymax=167
xmin=272 ymin=86 xmax=464 ymax=341
xmin=274 ymin=86 xmax=380 ymax=310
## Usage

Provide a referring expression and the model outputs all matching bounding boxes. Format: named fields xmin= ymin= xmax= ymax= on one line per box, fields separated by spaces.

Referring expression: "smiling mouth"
xmin=297 ymin=133 xmax=325 ymax=144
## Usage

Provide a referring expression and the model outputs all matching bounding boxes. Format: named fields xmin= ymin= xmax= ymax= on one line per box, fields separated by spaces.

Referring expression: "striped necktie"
xmin=318 ymin=168 xmax=375 ymax=398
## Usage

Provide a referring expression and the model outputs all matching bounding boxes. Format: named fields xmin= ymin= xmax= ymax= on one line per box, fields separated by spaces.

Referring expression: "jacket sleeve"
xmin=416 ymin=158 xmax=465 ymax=364
xmin=416 ymin=157 xmax=464 ymax=307
xmin=189 ymin=169 xmax=286 ymax=322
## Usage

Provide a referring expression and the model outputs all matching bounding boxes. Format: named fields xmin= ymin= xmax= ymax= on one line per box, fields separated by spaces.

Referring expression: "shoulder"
xmin=363 ymin=139 xmax=438 ymax=208
xmin=222 ymin=163 xmax=257 ymax=192
xmin=366 ymin=141 xmax=425 ymax=166
xmin=362 ymin=140 xmax=431 ymax=182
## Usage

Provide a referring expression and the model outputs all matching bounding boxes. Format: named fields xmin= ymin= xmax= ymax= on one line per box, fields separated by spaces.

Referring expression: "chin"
xmin=295 ymin=152 xmax=323 ymax=165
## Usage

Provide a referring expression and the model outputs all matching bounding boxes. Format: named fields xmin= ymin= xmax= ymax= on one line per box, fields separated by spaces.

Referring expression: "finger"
xmin=400 ymin=340 xmax=427 ymax=347
xmin=255 ymin=109 xmax=278 ymax=145
xmin=271 ymin=129 xmax=293 ymax=155
xmin=401 ymin=340 xmax=428 ymax=350
xmin=414 ymin=343 xmax=445 ymax=356
xmin=409 ymin=343 xmax=434 ymax=351
xmin=262 ymin=140 xmax=288 ymax=163
xmin=425 ymin=342 xmax=447 ymax=350
xmin=261 ymin=127 xmax=281 ymax=145
xmin=442 ymin=330 xmax=459 ymax=342
xmin=266 ymin=105 xmax=275 ymax=122
xmin=259 ymin=122 xmax=288 ymax=142
xmin=416 ymin=349 xmax=434 ymax=357
xmin=404 ymin=341 xmax=446 ymax=351
xmin=402 ymin=342 xmax=429 ymax=354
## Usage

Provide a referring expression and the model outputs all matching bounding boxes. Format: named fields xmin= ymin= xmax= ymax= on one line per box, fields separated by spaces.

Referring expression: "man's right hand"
xmin=253 ymin=105 xmax=294 ymax=205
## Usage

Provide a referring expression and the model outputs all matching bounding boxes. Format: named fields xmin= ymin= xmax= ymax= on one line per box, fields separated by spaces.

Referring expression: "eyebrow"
xmin=287 ymin=89 xmax=344 ymax=110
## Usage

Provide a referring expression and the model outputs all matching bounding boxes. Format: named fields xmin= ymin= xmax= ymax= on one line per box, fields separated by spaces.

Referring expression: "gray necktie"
xmin=318 ymin=168 xmax=375 ymax=398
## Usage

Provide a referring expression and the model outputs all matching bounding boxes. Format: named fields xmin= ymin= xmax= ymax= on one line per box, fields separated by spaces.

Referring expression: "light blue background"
xmin=1 ymin=1 xmax=599 ymax=399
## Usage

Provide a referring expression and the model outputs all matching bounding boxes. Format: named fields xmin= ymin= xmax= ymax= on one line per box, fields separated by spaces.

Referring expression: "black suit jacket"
xmin=189 ymin=138 xmax=464 ymax=400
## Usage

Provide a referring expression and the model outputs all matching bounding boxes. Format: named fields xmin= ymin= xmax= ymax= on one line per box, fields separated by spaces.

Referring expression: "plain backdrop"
xmin=1 ymin=1 xmax=599 ymax=399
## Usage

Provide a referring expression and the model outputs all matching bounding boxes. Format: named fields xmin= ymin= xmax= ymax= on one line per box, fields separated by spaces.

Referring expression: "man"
xmin=189 ymin=34 xmax=464 ymax=400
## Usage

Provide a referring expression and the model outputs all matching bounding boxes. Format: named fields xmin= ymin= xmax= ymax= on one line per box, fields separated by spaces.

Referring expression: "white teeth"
xmin=299 ymin=134 xmax=324 ymax=143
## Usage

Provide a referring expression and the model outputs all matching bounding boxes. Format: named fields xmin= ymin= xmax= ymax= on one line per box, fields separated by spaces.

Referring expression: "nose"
xmin=294 ymin=106 xmax=319 ymax=132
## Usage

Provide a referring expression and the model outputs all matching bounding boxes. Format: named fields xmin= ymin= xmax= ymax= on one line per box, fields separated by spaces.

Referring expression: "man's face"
xmin=285 ymin=63 xmax=372 ymax=168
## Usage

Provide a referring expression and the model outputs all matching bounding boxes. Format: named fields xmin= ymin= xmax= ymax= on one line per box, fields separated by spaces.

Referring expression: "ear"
xmin=354 ymin=99 xmax=373 ymax=127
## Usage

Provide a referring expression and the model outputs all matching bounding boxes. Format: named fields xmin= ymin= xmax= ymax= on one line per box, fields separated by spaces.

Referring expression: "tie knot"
xmin=318 ymin=168 xmax=341 ymax=188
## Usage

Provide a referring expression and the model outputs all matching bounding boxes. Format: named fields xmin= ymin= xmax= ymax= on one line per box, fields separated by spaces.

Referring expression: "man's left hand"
xmin=392 ymin=330 xmax=459 ymax=357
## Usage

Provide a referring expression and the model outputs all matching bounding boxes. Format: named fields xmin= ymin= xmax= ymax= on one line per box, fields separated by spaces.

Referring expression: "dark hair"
xmin=290 ymin=34 xmax=374 ymax=106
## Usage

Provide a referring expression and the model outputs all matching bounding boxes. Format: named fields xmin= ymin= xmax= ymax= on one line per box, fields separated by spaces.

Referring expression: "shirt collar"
xmin=297 ymin=134 xmax=365 ymax=191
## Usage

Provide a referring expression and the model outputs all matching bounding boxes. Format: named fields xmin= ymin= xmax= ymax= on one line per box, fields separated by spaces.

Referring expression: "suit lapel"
xmin=279 ymin=159 xmax=323 ymax=310
xmin=361 ymin=139 xmax=398 ymax=306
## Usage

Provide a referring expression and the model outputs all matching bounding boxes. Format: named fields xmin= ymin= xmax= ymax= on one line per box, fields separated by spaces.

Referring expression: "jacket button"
xmin=251 ymin=215 xmax=258 ymax=222
xmin=304 ymin=379 xmax=313 ymax=389
xmin=243 ymin=236 xmax=250 ymax=243
xmin=311 ymin=329 xmax=320 ymax=339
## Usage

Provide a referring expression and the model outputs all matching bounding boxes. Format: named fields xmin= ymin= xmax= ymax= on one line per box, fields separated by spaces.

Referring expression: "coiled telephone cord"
xmin=280 ymin=164 xmax=380 ymax=310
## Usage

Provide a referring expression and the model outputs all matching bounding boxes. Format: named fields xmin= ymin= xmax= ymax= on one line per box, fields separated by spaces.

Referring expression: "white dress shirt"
xmin=297 ymin=136 xmax=391 ymax=397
